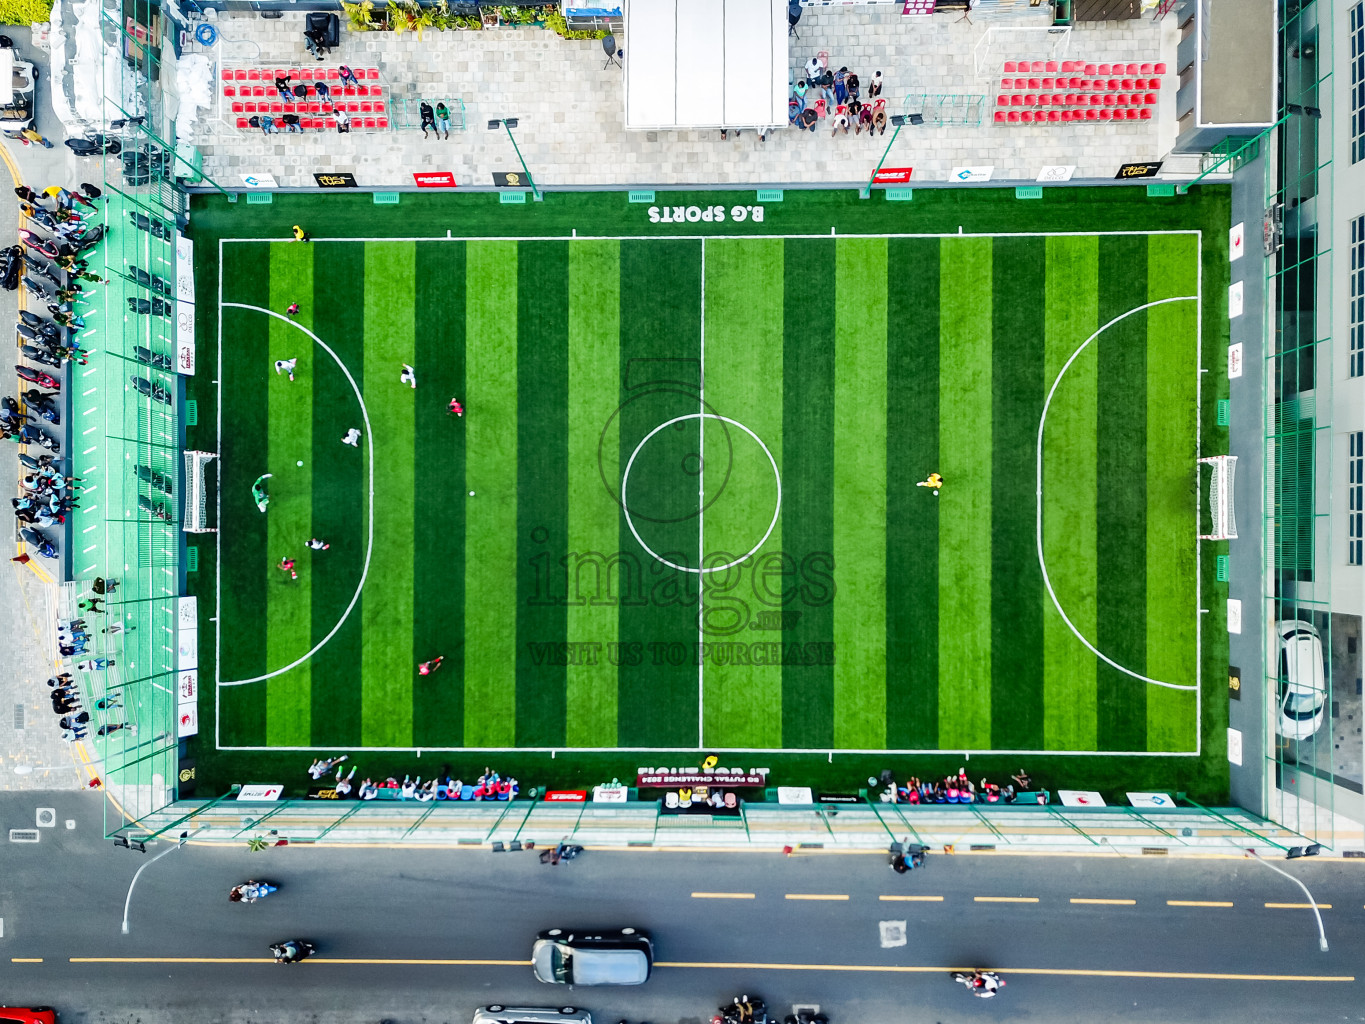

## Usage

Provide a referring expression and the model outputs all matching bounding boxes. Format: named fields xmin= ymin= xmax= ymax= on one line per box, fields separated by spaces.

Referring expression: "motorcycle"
xmin=22 ymin=276 xmax=52 ymax=301
xmin=269 ymin=939 xmax=315 ymax=965
xmin=952 ymin=970 xmax=1005 ymax=998
xmin=27 ymin=426 xmax=60 ymax=452
xmin=130 ymin=376 xmax=172 ymax=405
xmin=65 ymin=134 xmax=122 ymax=156
xmin=129 ymin=211 xmax=170 ymax=240
xmin=19 ymin=528 xmax=58 ymax=560
xmin=713 ymin=996 xmax=771 ymax=1024
xmin=17 ymin=229 xmax=60 ymax=260
xmin=229 ymin=880 xmax=278 ymax=903
xmin=135 ymin=346 xmax=174 ymax=371
xmin=16 ymin=365 xmax=60 ymax=390
xmin=30 ymin=259 xmax=64 ymax=288
xmin=73 ymin=224 xmax=105 ymax=252
xmin=20 ymin=344 xmax=62 ymax=368
xmin=538 ymin=840 xmax=584 ymax=865
xmin=0 ymin=245 xmax=20 ymax=290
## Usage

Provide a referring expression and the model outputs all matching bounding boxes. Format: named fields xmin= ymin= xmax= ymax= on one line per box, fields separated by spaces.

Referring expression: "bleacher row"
xmin=994 ymin=58 xmax=1167 ymax=125
xmin=220 ymin=65 xmax=390 ymax=133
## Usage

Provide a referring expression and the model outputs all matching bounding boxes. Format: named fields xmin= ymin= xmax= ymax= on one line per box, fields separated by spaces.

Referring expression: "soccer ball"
xmin=469 ymin=490 xmax=475 ymax=497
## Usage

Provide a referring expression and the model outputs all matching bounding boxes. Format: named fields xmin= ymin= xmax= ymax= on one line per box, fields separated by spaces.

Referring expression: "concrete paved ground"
xmin=186 ymin=8 xmax=1186 ymax=189
xmin=2 ymin=788 xmax=1362 ymax=1024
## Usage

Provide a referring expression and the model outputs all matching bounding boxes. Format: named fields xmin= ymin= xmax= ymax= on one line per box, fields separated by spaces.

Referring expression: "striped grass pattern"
xmin=216 ymin=232 xmax=1200 ymax=753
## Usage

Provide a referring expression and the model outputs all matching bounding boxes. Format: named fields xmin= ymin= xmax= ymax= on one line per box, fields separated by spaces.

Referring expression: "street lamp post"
xmin=860 ymin=114 xmax=910 ymax=200
xmin=121 ymin=828 xmax=201 ymax=934
xmin=488 ymin=118 xmax=543 ymax=201
xmin=1243 ymin=847 xmax=1329 ymax=952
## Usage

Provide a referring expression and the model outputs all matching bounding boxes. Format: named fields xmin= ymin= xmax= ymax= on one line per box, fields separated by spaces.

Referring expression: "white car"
xmin=473 ymin=1009 xmax=590 ymax=1024
xmin=1276 ymin=619 xmax=1326 ymax=741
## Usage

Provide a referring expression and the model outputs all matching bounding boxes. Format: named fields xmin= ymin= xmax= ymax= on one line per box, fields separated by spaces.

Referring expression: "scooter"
xmin=19 ymin=528 xmax=58 ymax=559
xmin=229 ymin=880 xmax=278 ymax=903
xmin=538 ymin=840 xmax=585 ymax=865
xmin=22 ymin=276 xmax=52 ymax=301
xmin=713 ymin=996 xmax=771 ymax=1024
xmin=16 ymin=365 xmax=61 ymax=390
xmin=27 ymin=427 xmax=60 ymax=452
xmin=952 ymin=970 xmax=1005 ymax=998
xmin=29 ymin=260 xmax=64 ymax=288
xmin=17 ymin=229 xmax=59 ymax=260
xmin=269 ymin=939 xmax=315 ymax=964
xmin=134 ymin=346 xmax=174 ymax=371
xmin=74 ymin=224 xmax=105 ymax=252
xmin=65 ymin=134 xmax=122 ymax=156
xmin=130 ymin=376 xmax=172 ymax=404
xmin=0 ymin=245 xmax=20 ymax=290
xmin=20 ymin=344 xmax=62 ymax=368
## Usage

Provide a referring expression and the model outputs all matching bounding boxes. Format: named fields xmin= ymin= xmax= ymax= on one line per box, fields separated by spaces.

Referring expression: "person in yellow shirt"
xmin=916 ymin=472 xmax=943 ymax=496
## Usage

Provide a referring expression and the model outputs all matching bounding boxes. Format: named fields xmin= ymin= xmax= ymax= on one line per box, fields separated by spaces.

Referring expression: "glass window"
xmin=1354 ymin=3 xmax=1365 ymax=163
xmin=1350 ymin=431 xmax=1364 ymax=566
xmin=1353 ymin=216 xmax=1365 ymax=377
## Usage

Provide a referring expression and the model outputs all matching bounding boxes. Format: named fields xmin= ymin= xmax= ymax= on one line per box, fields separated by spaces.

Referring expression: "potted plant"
xmin=341 ymin=0 xmax=379 ymax=31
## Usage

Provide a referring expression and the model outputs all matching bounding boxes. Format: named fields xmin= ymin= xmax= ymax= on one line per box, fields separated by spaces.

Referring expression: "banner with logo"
xmin=872 ymin=167 xmax=913 ymax=184
xmin=951 ymin=165 xmax=994 ymax=183
xmin=314 ymin=172 xmax=358 ymax=188
xmin=237 ymin=784 xmax=284 ymax=801
xmin=414 ymin=171 xmax=458 ymax=187
xmin=1115 ymin=161 xmax=1162 ymax=179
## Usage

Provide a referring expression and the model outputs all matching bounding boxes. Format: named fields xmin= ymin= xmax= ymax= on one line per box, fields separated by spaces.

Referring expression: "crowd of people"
xmin=46 ymin=658 xmax=133 ymax=743
xmin=881 ymin=767 xmax=1041 ymax=805
xmin=787 ymin=53 xmax=889 ymax=137
xmin=306 ymin=756 xmax=520 ymax=801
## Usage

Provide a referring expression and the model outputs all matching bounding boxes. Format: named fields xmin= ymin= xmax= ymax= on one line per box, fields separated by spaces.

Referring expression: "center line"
xmin=1265 ymin=902 xmax=1331 ymax=910
xmin=974 ymin=896 xmax=1039 ymax=903
xmin=1071 ymin=898 xmax=1136 ymax=906
xmin=693 ymin=892 xmax=756 ymax=900
xmin=786 ymin=894 xmax=849 ymax=901
xmin=1167 ymin=900 xmax=1233 ymax=907
xmin=880 ymin=895 xmax=944 ymax=902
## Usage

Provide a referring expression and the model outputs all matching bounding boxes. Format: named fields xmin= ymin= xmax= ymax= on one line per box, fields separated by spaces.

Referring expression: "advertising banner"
xmin=492 ymin=171 xmax=530 ymax=188
xmin=872 ymin=166 xmax=913 ymax=184
xmin=544 ymin=789 xmax=588 ymax=802
xmin=414 ymin=171 xmax=458 ymax=187
xmin=314 ymin=172 xmax=358 ymax=187
xmin=237 ymin=784 xmax=284 ymax=801
xmin=1115 ymin=161 xmax=1162 ymax=179
xmin=1057 ymin=790 xmax=1106 ymax=807
xmin=951 ymin=165 xmax=994 ymax=182
xmin=240 ymin=172 xmax=279 ymax=188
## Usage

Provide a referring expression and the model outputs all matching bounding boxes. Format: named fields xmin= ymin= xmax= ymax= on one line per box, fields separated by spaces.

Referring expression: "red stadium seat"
xmin=364 ymin=68 xmax=379 ymax=79
xmin=1089 ymin=94 xmax=1102 ymax=106
xmin=1010 ymin=94 xmax=1024 ymax=106
xmin=1148 ymin=78 xmax=1161 ymax=90
xmin=231 ymin=101 xmax=244 ymax=113
xmin=247 ymin=69 xmax=261 ymax=81
xmin=1004 ymin=61 xmax=1018 ymax=73
xmin=376 ymin=117 xmax=389 ymax=129
xmin=1045 ymin=61 xmax=1058 ymax=72
xmin=1046 ymin=110 xmax=1060 ymax=122
xmin=1121 ymin=78 xmax=1134 ymax=90
xmin=1115 ymin=93 xmax=1129 ymax=106
xmin=374 ymin=101 xmax=386 ymax=113
xmin=363 ymin=117 xmax=377 ymax=128
xmin=1084 ymin=63 xmax=1097 ymax=75
xmin=224 ymin=86 xmax=236 ymax=97
xmin=1041 ymin=77 xmax=1054 ymax=89
xmin=1007 ymin=111 xmax=1020 ymax=123
xmin=1024 ymin=93 xmax=1037 ymax=106
xmin=252 ymin=86 xmax=266 ymax=97
xmin=994 ymin=110 xmax=1007 ymax=123
xmin=1125 ymin=63 xmax=1140 ymax=75
xmin=1103 ymin=94 xmax=1117 ymax=106
xmin=1098 ymin=63 xmax=1112 ymax=75
xmin=236 ymin=118 xmax=249 ymax=129
xmin=1140 ymin=62 xmax=1154 ymax=74
xmin=1143 ymin=92 xmax=1157 ymax=105
xmin=1084 ymin=109 xmax=1097 ymax=121
xmin=328 ymin=69 xmax=340 ymax=79
xmin=1154 ymin=62 xmax=1167 ymax=74
xmin=1028 ymin=77 xmax=1041 ymax=89
xmin=270 ymin=102 xmax=283 ymax=114
xmin=1020 ymin=110 xmax=1035 ymax=123
xmin=1098 ymin=109 xmax=1113 ymax=121
xmin=1139 ymin=107 xmax=1152 ymax=120
xmin=360 ymin=102 xmax=373 ymax=114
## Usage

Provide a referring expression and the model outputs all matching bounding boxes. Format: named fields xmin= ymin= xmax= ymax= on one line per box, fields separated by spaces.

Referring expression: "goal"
xmin=183 ymin=450 xmax=218 ymax=534
xmin=1199 ymin=455 xmax=1238 ymax=540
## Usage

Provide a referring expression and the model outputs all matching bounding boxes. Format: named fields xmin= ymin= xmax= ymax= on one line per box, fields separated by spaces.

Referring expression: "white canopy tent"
xmin=623 ymin=0 xmax=788 ymax=132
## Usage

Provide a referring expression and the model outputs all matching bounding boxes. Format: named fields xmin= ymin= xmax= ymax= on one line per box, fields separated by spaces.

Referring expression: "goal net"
xmin=1199 ymin=455 xmax=1237 ymax=540
xmin=183 ymin=450 xmax=218 ymax=534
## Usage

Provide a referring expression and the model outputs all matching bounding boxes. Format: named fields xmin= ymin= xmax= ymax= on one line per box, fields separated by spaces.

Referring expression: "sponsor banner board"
xmin=1057 ymin=789 xmax=1106 ymax=807
xmin=237 ymin=784 xmax=284 ymax=801
xmin=636 ymin=771 xmax=766 ymax=788
xmin=240 ymin=172 xmax=278 ymax=188
xmin=951 ymin=165 xmax=994 ymax=182
xmin=544 ymin=789 xmax=587 ymax=802
xmin=177 ymin=702 xmax=198 ymax=738
xmin=1115 ymin=161 xmax=1162 ymax=179
xmin=1037 ymin=164 xmax=1075 ymax=182
xmin=1126 ymin=792 xmax=1175 ymax=808
xmin=314 ymin=172 xmax=358 ymax=187
xmin=414 ymin=171 xmax=458 ymax=187
xmin=872 ymin=166 xmax=913 ymax=184
xmin=777 ymin=786 xmax=814 ymax=804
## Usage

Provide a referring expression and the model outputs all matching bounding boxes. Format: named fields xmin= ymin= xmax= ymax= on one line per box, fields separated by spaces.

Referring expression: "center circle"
xmin=622 ymin=413 xmax=781 ymax=575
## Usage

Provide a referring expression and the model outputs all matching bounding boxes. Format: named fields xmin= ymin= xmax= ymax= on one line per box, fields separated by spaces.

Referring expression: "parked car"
xmin=531 ymin=927 xmax=653 ymax=986
xmin=0 ymin=47 xmax=37 ymax=136
xmin=473 ymin=1009 xmax=590 ymax=1024
xmin=0 ymin=1009 xmax=57 ymax=1024
xmin=1276 ymin=618 xmax=1327 ymax=741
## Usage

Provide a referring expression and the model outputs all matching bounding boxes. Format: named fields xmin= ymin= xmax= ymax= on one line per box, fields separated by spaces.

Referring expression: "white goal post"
xmin=1199 ymin=455 xmax=1237 ymax=540
xmin=183 ymin=450 xmax=218 ymax=534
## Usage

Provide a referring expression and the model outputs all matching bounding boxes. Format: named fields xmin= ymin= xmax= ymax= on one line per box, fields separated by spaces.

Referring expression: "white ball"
xmin=469 ymin=490 xmax=475 ymax=497
xmin=296 ymin=460 xmax=303 ymax=467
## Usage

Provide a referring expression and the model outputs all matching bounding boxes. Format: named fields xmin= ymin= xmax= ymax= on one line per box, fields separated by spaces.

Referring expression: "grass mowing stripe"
xmin=990 ymin=236 xmax=1046 ymax=750
xmin=566 ymin=240 xmax=621 ymax=746
xmin=886 ymin=237 xmax=940 ymax=749
xmin=360 ymin=242 xmax=416 ymax=747
xmin=781 ymin=239 xmax=835 ymax=749
xmin=937 ymin=237 xmax=993 ymax=750
xmin=515 ymin=241 xmax=570 ymax=746
xmin=700 ymin=239 xmax=783 ymax=748
xmin=1145 ymin=233 xmax=1200 ymax=749
xmin=265 ymin=242 xmax=313 ymax=746
xmin=832 ymin=237 xmax=888 ymax=749
xmin=1042 ymin=235 xmax=1099 ymax=750
xmin=464 ymin=241 xmax=519 ymax=747
xmin=413 ymin=240 xmax=467 ymax=746
xmin=1096 ymin=234 xmax=1148 ymax=751
xmin=309 ymin=242 xmax=367 ymax=745
xmin=616 ymin=239 xmax=701 ymax=748
xmin=217 ymin=245 xmax=271 ymax=743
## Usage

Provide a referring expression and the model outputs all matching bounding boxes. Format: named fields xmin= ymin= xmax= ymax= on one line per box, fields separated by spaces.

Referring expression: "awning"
xmin=623 ymin=0 xmax=788 ymax=131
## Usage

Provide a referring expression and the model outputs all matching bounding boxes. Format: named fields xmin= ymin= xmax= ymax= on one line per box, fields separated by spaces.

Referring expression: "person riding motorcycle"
xmin=229 ymin=880 xmax=277 ymax=903
xmin=270 ymin=939 xmax=314 ymax=964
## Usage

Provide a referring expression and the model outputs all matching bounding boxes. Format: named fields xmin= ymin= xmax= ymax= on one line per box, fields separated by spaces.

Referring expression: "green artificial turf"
xmin=187 ymin=185 xmax=1232 ymax=803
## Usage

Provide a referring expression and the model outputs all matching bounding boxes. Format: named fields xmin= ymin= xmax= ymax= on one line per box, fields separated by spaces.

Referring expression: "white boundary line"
xmin=1035 ymin=295 xmax=1199 ymax=693
xmin=216 ymin=303 xmax=376 ymax=688
xmin=698 ymin=238 xmax=705 ymax=750
xmin=215 ymin=239 xmax=224 ymax=749
xmin=1194 ymin=231 xmax=1203 ymax=756
xmin=209 ymin=229 xmax=1207 ymax=755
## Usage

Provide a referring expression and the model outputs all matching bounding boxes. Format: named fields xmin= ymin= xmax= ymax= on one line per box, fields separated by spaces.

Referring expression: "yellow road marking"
xmin=1265 ymin=902 xmax=1331 ymax=910
xmin=654 ymin=962 xmax=1352 ymax=982
xmin=974 ymin=896 xmax=1039 ymax=903
xmin=785 ymin=894 xmax=849 ymax=901
xmin=71 ymin=957 xmax=531 ymax=965
xmin=692 ymin=892 xmax=755 ymax=900
xmin=1167 ymin=900 xmax=1233 ymax=907
xmin=1071 ymin=898 xmax=1136 ymax=906
xmin=63 ymin=957 xmax=1354 ymax=982
xmin=12 ymin=957 xmax=43 ymax=963
xmin=879 ymin=895 xmax=944 ymax=902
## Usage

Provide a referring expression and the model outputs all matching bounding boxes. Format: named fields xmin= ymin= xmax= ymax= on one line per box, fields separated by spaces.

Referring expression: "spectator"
xmin=259 ymin=115 xmax=277 ymax=135
xmin=435 ymin=102 xmax=451 ymax=139
xmin=419 ymin=101 xmax=436 ymax=139
xmin=335 ymin=107 xmax=351 ymax=134
xmin=339 ymin=65 xmax=361 ymax=88
xmin=274 ymin=74 xmax=292 ymax=100
xmin=281 ymin=113 xmax=303 ymax=134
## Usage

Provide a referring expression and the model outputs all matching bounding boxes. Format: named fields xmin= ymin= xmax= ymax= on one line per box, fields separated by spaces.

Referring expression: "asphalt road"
xmin=1 ymin=794 xmax=1361 ymax=1024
